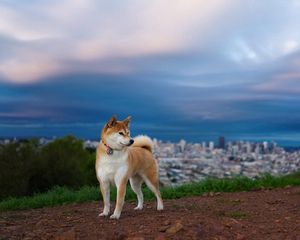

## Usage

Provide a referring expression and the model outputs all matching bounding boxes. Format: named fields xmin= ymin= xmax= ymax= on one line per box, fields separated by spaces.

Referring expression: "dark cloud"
xmin=1 ymin=67 xmax=300 ymax=146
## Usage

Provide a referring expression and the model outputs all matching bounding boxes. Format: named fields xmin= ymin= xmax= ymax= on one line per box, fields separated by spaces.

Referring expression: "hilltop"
xmin=1 ymin=186 xmax=299 ymax=240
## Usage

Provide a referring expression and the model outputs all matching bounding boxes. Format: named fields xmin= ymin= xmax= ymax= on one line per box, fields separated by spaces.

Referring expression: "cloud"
xmin=1 ymin=0 xmax=300 ymax=141
xmin=254 ymin=73 xmax=300 ymax=93
xmin=1 ymin=0 xmax=300 ymax=84
xmin=0 ymin=5 xmax=55 ymax=41
xmin=0 ymin=56 xmax=62 ymax=83
xmin=0 ymin=0 xmax=238 ymax=83
xmin=252 ymin=51 xmax=300 ymax=93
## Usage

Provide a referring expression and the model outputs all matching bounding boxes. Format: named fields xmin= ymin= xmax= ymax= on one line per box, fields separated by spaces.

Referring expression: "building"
xmin=209 ymin=141 xmax=214 ymax=150
xmin=219 ymin=136 xmax=225 ymax=149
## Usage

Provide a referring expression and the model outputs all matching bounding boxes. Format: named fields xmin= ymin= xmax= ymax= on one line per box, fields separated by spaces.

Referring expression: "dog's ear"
xmin=123 ymin=116 xmax=131 ymax=127
xmin=107 ymin=115 xmax=117 ymax=127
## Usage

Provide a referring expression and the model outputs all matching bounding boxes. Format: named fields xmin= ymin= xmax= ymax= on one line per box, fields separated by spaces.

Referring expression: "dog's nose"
xmin=129 ymin=139 xmax=134 ymax=145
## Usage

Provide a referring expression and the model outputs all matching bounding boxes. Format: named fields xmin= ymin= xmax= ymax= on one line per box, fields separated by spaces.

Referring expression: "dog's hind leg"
xmin=130 ymin=175 xmax=144 ymax=210
xmin=142 ymin=168 xmax=164 ymax=211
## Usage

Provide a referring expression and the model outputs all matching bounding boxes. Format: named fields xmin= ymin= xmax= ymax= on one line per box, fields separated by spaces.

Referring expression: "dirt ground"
xmin=0 ymin=187 xmax=299 ymax=240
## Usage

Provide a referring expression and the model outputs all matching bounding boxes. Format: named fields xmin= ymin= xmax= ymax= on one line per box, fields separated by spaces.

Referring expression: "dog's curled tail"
xmin=132 ymin=135 xmax=153 ymax=152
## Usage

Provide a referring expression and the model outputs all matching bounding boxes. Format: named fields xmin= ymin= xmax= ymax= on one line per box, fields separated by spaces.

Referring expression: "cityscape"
xmin=2 ymin=136 xmax=299 ymax=187
xmin=152 ymin=137 xmax=300 ymax=186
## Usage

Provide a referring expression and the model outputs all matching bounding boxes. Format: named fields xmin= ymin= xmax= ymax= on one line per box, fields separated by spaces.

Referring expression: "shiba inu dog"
xmin=95 ymin=116 xmax=163 ymax=219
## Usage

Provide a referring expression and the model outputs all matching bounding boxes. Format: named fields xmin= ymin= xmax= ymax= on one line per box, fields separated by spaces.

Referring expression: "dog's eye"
xmin=119 ymin=132 xmax=124 ymax=136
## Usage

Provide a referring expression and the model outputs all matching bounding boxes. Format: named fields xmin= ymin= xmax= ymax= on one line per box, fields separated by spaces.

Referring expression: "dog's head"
xmin=101 ymin=115 xmax=134 ymax=150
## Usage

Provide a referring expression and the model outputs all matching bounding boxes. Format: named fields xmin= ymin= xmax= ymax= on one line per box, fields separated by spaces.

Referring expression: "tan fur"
xmin=95 ymin=116 xmax=163 ymax=219
xmin=132 ymin=135 xmax=153 ymax=152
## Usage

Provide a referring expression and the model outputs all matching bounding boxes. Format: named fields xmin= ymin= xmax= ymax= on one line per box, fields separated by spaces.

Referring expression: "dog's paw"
xmin=157 ymin=204 xmax=164 ymax=211
xmin=110 ymin=213 xmax=120 ymax=220
xmin=98 ymin=212 xmax=109 ymax=217
xmin=134 ymin=206 xmax=143 ymax=210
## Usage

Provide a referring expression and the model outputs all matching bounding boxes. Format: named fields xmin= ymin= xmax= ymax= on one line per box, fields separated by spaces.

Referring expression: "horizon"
xmin=1 ymin=132 xmax=300 ymax=148
xmin=1 ymin=1 xmax=300 ymax=145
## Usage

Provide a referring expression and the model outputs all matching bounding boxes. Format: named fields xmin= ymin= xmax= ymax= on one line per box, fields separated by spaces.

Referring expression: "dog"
xmin=95 ymin=116 xmax=163 ymax=219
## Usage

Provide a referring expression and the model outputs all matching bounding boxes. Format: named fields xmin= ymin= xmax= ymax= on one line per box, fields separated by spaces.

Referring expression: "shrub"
xmin=0 ymin=140 xmax=38 ymax=198
xmin=0 ymin=136 xmax=97 ymax=199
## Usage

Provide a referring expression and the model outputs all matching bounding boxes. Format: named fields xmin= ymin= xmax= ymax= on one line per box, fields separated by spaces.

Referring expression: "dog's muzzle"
xmin=128 ymin=139 xmax=134 ymax=146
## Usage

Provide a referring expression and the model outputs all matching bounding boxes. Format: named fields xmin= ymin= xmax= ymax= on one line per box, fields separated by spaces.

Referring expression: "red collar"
xmin=102 ymin=141 xmax=113 ymax=155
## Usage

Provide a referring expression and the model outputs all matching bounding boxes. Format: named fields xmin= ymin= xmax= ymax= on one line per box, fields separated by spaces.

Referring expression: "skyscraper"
xmin=202 ymin=141 xmax=206 ymax=149
xmin=209 ymin=141 xmax=214 ymax=150
xmin=219 ymin=136 xmax=225 ymax=149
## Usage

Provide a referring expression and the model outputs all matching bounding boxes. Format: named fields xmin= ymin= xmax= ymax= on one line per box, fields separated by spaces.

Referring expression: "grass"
xmin=215 ymin=209 xmax=248 ymax=219
xmin=0 ymin=171 xmax=299 ymax=211
xmin=226 ymin=211 xmax=248 ymax=219
xmin=215 ymin=198 xmax=243 ymax=205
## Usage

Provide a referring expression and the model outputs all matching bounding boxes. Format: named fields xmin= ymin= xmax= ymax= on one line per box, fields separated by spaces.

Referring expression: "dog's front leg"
xmin=110 ymin=174 xmax=128 ymax=219
xmin=99 ymin=180 xmax=110 ymax=217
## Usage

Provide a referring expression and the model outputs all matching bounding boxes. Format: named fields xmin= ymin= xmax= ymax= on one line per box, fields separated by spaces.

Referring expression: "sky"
xmin=1 ymin=0 xmax=300 ymax=145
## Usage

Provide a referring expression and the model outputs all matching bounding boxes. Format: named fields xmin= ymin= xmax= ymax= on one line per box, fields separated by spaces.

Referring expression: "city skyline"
xmin=2 ymin=132 xmax=299 ymax=186
xmin=2 ymin=134 xmax=299 ymax=149
xmin=1 ymin=1 xmax=300 ymax=145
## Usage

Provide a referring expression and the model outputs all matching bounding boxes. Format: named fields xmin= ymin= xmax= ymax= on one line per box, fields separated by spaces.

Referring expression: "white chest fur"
xmin=96 ymin=150 xmax=128 ymax=185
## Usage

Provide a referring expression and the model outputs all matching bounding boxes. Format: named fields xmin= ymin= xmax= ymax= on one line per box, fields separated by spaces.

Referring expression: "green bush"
xmin=0 ymin=136 xmax=98 ymax=200
xmin=0 ymin=140 xmax=38 ymax=198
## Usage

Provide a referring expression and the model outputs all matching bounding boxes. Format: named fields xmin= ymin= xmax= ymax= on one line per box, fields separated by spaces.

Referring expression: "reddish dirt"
xmin=0 ymin=187 xmax=299 ymax=240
